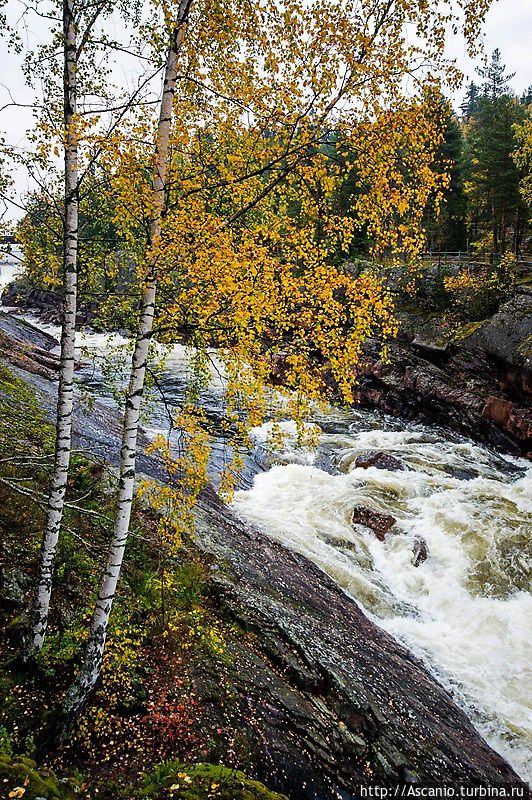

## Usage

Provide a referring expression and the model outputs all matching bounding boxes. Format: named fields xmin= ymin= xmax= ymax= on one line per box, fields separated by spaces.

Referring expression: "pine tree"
xmin=521 ymin=86 xmax=532 ymax=107
xmin=460 ymin=82 xmax=479 ymax=120
xmin=426 ymin=107 xmax=468 ymax=251
xmin=476 ymin=49 xmax=515 ymax=100
xmin=464 ymin=94 xmax=527 ymax=254
xmin=513 ymin=113 xmax=532 ymax=209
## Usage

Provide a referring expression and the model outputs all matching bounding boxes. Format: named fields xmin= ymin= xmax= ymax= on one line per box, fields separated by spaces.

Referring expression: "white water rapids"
xmin=1 ymin=256 xmax=531 ymax=781
xmin=234 ymin=418 xmax=532 ymax=781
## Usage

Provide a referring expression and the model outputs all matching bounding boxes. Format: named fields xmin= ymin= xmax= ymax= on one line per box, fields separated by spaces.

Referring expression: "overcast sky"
xmin=447 ymin=0 xmax=531 ymax=98
xmin=1 ymin=0 xmax=531 ymax=224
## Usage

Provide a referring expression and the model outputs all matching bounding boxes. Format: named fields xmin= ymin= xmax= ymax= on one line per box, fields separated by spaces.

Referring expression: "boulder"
xmin=411 ymin=537 xmax=428 ymax=567
xmin=354 ymin=451 xmax=405 ymax=472
xmin=410 ymin=316 xmax=455 ymax=359
xmin=464 ymin=290 xmax=532 ymax=372
xmin=0 ymin=567 xmax=32 ymax=608
xmin=352 ymin=506 xmax=396 ymax=540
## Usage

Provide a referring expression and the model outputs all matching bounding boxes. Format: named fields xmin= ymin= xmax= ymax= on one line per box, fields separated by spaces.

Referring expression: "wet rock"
xmin=411 ymin=537 xmax=428 ymax=567
xmin=2 ymin=280 xmax=97 ymax=326
xmin=5 ymin=352 xmax=57 ymax=380
xmin=193 ymin=488 xmax=526 ymax=796
xmin=0 ymin=567 xmax=32 ymax=608
xmin=465 ymin=290 xmax=532 ymax=372
xmin=354 ymin=451 xmax=406 ymax=472
xmin=352 ymin=506 xmax=396 ymax=540
xmin=482 ymin=395 xmax=513 ymax=426
xmin=0 ymin=310 xmax=58 ymax=351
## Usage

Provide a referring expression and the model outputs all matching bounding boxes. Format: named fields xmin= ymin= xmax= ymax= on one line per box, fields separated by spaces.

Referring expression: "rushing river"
xmin=1 ymin=256 xmax=531 ymax=781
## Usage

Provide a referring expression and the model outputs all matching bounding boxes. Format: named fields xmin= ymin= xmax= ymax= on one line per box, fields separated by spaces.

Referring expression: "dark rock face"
xmin=354 ymin=451 xmax=406 ymax=472
xmin=349 ymin=289 xmax=532 ymax=459
xmin=354 ymin=333 xmax=532 ymax=458
xmin=352 ymin=506 xmax=396 ymax=540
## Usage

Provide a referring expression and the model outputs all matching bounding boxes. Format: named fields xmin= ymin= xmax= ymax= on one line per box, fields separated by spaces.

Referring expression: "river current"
xmin=1 ymin=257 xmax=531 ymax=781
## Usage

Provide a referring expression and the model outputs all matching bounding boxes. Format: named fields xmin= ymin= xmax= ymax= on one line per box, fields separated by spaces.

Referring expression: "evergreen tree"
xmin=521 ymin=85 xmax=532 ymax=106
xmin=425 ymin=107 xmax=468 ymax=251
xmin=460 ymin=82 xmax=479 ymax=120
xmin=476 ymin=49 xmax=515 ymax=100
xmin=464 ymin=93 xmax=527 ymax=254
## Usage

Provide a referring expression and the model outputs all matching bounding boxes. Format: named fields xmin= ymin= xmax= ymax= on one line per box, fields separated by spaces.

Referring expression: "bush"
xmin=443 ymin=254 xmax=516 ymax=322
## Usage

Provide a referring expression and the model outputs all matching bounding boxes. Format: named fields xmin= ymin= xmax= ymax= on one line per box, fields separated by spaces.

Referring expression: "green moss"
xmin=0 ymin=362 xmax=54 ymax=455
xmin=140 ymin=761 xmax=289 ymax=800
xmin=0 ymin=749 xmax=82 ymax=799
xmin=451 ymin=319 xmax=486 ymax=342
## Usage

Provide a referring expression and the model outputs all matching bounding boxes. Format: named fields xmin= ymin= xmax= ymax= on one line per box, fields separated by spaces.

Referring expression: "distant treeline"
xmin=425 ymin=49 xmax=531 ymax=257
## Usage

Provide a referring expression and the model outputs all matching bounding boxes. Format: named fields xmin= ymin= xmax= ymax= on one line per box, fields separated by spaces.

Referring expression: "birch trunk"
xmin=61 ymin=8 xmax=191 ymax=724
xmin=27 ymin=0 xmax=78 ymax=656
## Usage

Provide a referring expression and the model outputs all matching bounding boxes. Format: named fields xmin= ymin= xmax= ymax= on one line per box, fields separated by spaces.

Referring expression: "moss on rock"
xmin=0 ymin=749 xmax=82 ymax=799
xmin=140 ymin=761 xmax=289 ymax=800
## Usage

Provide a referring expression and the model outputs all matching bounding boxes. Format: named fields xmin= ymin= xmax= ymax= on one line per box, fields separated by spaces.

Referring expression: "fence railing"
xmin=420 ymin=251 xmax=532 ymax=268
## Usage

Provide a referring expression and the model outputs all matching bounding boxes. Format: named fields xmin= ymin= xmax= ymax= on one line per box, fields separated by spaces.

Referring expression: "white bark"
xmin=62 ymin=6 xmax=192 ymax=722
xmin=27 ymin=0 xmax=78 ymax=656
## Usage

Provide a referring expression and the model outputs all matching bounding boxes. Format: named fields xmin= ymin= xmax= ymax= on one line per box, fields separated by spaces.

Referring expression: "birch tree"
xmin=61 ymin=0 xmax=193 ymax=722
xmin=61 ymin=0 xmax=493 ymax=725
xmin=27 ymin=0 xmax=82 ymax=656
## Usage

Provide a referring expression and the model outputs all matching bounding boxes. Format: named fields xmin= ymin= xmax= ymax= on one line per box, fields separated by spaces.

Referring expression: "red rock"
xmin=352 ymin=506 xmax=396 ymax=541
xmin=482 ymin=396 xmax=513 ymax=426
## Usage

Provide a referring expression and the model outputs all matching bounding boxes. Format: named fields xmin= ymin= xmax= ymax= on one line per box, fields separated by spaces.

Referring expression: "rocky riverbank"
xmin=354 ymin=287 xmax=531 ymax=458
xmin=0 ymin=311 xmax=528 ymax=797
